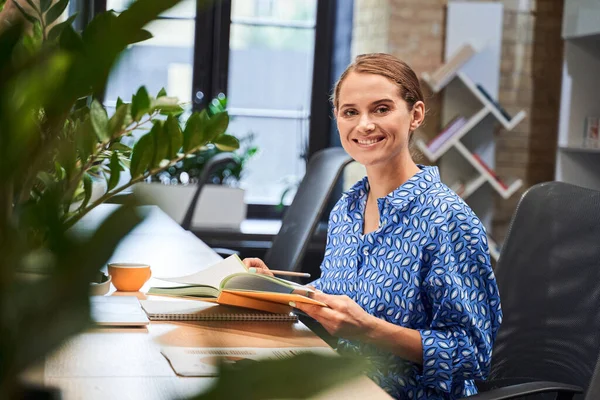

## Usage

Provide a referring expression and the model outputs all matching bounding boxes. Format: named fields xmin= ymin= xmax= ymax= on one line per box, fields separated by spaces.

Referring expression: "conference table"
xmin=32 ymin=205 xmax=390 ymax=399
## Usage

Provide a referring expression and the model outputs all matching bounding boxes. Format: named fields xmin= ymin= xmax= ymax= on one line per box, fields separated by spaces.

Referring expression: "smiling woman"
xmin=243 ymin=53 xmax=502 ymax=400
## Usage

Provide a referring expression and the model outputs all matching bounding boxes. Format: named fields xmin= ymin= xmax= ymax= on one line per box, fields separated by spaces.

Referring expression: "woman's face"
xmin=335 ymin=71 xmax=424 ymax=168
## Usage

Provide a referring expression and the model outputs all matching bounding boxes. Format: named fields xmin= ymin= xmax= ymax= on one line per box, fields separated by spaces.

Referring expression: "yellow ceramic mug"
xmin=107 ymin=263 xmax=151 ymax=292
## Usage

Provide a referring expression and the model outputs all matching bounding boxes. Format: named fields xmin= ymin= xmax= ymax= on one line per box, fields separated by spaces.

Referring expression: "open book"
xmin=148 ymin=255 xmax=326 ymax=314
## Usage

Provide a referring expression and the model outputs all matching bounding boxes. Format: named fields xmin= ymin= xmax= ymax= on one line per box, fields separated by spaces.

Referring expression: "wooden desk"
xmin=38 ymin=205 xmax=390 ymax=400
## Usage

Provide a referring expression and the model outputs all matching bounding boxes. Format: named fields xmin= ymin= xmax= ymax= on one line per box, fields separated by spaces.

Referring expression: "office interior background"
xmin=104 ymin=0 xmax=588 ymax=270
xmin=1 ymin=0 xmax=591 ymax=271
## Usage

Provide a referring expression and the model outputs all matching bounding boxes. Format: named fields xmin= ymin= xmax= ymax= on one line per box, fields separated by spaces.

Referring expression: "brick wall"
xmin=351 ymin=0 xmax=564 ymax=243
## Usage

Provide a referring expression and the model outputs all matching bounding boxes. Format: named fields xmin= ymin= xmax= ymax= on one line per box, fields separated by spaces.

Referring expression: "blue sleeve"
xmin=417 ymin=224 xmax=503 ymax=393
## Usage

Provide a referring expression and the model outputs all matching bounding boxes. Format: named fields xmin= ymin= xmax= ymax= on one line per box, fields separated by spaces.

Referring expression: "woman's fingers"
xmin=242 ymin=257 xmax=274 ymax=276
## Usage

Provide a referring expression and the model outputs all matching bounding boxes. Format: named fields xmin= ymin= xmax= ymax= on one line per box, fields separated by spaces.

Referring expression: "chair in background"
xmin=181 ymin=153 xmax=239 ymax=257
xmin=466 ymin=181 xmax=600 ymax=399
xmin=264 ymin=147 xmax=353 ymax=273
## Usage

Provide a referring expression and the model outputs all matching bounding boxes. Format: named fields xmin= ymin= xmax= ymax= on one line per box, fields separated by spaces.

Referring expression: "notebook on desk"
xmin=90 ymin=296 xmax=150 ymax=327
xmin=140 ymin=299 xmax=298 ymax=322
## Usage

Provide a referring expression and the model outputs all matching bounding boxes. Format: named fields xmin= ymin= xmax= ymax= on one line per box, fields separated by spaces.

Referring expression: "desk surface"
xmin=38 ymin=205 xmax=390 ymax=400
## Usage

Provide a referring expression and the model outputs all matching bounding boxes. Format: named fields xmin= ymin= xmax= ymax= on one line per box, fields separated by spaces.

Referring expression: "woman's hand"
xmin=241 ymin=257 xmax=274 ymax=277
xmin=293 ymin=292 xmax=377 ymax=340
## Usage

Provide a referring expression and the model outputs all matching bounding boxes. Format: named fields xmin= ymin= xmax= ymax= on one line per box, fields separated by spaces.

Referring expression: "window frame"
xmin=85 ymin=0 xmax=343 ymax=219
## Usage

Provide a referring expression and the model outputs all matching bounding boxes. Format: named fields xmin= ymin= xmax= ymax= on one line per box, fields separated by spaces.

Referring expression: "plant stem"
xmin=62 ymin=148 xmax=196 ymax=230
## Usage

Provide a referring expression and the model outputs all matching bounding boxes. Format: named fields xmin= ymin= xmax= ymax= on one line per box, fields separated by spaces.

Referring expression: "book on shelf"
xmin=475 ymin=84 xmax=512 ymax=121
xmin=426 ymin=116 xmax=468 ymax=152
xmin=139 ymin=299 xmax=298 ymax=322
xmin=584 ymin=116 xmax=600 ymax=148
xmin=148 ymin=254 xmax=326 ymax=314
xmin=472 ymin=154 xmax=508 ymax=190
xmin=426 ymin=43 xmax=476 ymax=89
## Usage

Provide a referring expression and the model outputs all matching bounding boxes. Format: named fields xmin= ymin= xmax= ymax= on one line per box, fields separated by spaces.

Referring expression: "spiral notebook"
xmin=139 ymin=299 xmax=298 ymax=322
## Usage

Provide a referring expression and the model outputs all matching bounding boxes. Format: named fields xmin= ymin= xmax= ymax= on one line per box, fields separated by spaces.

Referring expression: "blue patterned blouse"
xmin=311 ymin=165 xmax=502 ymax=400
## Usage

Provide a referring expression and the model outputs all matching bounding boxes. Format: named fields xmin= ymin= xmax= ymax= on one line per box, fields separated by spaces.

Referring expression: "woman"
xmin=244 ymin=53 xmax=502 ymax=399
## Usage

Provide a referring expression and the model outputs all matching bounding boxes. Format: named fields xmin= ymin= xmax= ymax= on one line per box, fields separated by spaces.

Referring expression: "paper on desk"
xmin=161 ymin=346 xmax=337 ymax=377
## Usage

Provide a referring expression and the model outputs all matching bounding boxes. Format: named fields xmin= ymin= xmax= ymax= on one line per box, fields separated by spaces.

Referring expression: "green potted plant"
xmin=0 ymin=0 xmax=365 ymax=398
xmin=134 ymin=101 xmax=259 ymax=230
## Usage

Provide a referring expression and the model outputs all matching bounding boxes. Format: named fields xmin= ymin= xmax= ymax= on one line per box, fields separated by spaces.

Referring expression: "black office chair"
xmin=263 ymin=147 xmax=353 ymax=274
xmin=465 ymin=181 xmax=600 ymax=400
xmin=181 ymin=153 xmax=240 ymax=257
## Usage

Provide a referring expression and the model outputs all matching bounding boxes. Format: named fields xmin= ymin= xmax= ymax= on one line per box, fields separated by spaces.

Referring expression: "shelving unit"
xmin=417 ymin=3 xmax=526 ymax=261
xmin=419 ymin=46 xmax=526 ymax=204
xmin=555 ymin=0 xmax=600 ymax=190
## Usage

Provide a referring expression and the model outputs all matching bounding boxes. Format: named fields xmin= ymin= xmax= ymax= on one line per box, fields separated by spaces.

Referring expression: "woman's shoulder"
xmin=422 ymin=181 xmax=487 ymax=233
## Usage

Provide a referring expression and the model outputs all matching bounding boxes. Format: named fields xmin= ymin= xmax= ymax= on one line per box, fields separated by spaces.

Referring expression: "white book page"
xmin=154 ymin=254 xmax=247 ymax=289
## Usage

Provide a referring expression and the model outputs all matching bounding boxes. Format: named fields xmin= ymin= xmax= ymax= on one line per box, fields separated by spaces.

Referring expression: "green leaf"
xmin=130 ymin=133 xmax=155 ymax=178
xmin=33 ymin=20 xmax=43 ymax=40
xmin=190 ymin=353 xmax=366 ymax=400
xmin=116 ymin=97 xmax=124 ymax=109
xmin=40 ymin=0 xmax=51 ymax=12
xmin=82 ymin=10 xmax=117 ymax=45
xmin=205 ymin=112 xmax=229 ymax=143
xmin=107 ymin=152 xmax=121 ymax=191
xmin=109 ymin=142 xmax=131 ymax=152
xmin=156 ymin=87 xmax=167 ymax=98
xmin=130 ymin=28 xmax=152 ymax=44
xmin=149 ymin=121 xmax=168 ymax=168
xmin=58 ymin=24 xmax=84 ymax=52
xmin=80 ymin=173 xmax=93 ymax=211
xmin=182 ymin=111 xmax=206 ymax=153
xmin=151 ymin=96 xmax=184 ymax=116
xmin=107 ymin=103 xmax=130 ymax=139
xmin=164 ymin=115 xmax=183 ymax=159
xmin=24 ymin=0 xmax=40 ymax=14
xmin=90 ymin=99 xmax=110 ymax=142
xmin=13 ymin=0 xmax=39 ymax=25
xmin=151 ymin=96 xmax=179 ymax=110
xmin=213 ymin=134 xmax=240 ymax=152
xmin=45 ymin=0 xmax=69 ymax=25
xmin=131 ymin=86 xmax=151 ymax=122
xmin=48 ymin=13 xmax=78 ymax=41
xmin=75 ymin=117 xmax=95 ymax=163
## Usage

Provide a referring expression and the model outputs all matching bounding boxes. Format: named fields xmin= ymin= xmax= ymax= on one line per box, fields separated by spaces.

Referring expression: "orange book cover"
xmin=216 ymin=291 xmax=295 ymax=314
xmin=220 ymin=290 xmax=327 ymax=308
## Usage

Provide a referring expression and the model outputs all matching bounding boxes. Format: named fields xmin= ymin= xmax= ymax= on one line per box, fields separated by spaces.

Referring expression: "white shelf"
xmin=559 ymin=146 xmax=600 ymax=153
xmin=421 ymin=43 xmax=478 ymax=93
xmin=456 ymin=73 xmax=527 ymax=130
xmin=462 ymin=175 xmax=487 ymax=200
xmin=453 ymin=141 xmax=523 ymax=199
xmin=416 ymin=107 xmax=491 ymax=161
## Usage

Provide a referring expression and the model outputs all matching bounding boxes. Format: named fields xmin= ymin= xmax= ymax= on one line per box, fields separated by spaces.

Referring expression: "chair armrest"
xmin=464 ymin=381 xmax=583 ymax=400
xmin=212 ymin=247 xmax=240 ymax=258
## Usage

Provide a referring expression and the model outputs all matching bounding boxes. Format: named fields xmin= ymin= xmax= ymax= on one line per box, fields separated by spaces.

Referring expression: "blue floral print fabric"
xmin=311 ymin=165 xmax=502 ymax=399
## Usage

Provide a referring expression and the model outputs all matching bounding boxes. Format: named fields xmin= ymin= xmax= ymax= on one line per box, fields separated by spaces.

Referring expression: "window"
xmin=104 ymin=0 xmax=196 ymax=108
xmin=94 ymin=0 xmax=342 ymax=212
xmin=227 ymin=0 xmax=317 ymax=205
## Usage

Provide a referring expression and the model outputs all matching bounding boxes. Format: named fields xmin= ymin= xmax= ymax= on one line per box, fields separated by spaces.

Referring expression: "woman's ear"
xmin=333 ymin=107 xmax=337 ymax=118
xmin=410 ymin=101 xmax=425 ymax=131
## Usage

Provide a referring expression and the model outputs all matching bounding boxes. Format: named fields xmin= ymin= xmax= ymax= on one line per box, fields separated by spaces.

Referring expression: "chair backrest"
xmin=180 ymin=153 xmax=236 ymax=231
xmin=264 ymin=147 xmax=353 ymax=273
xmin=489 ymin=181 xmax=600 ymax=398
